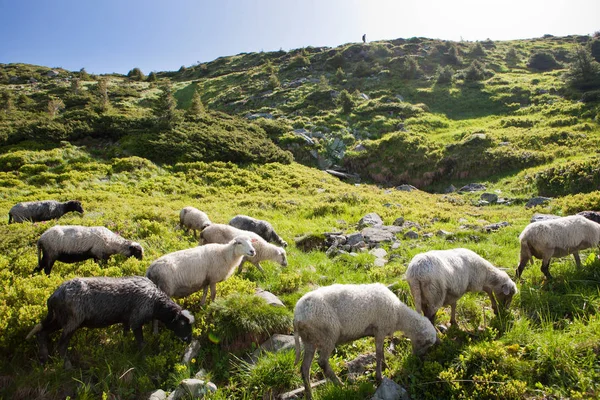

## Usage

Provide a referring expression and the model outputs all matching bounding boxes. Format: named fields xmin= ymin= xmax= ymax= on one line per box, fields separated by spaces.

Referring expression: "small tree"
xmin=268 ymin=73 xmax=280 ymax=90
xmin=94 ymin=77 xmax=110 ymax=112
xmin=527 ymin=51 xmax=560 ymax=71
xmin=264 ymin=60 xmax=276 ymax=74
xmin=127 ymin=67 xmax=145 ymax=81
xmin=335 ymin=67 xmax=346 ymax=82
xmin=147 ymin=72 xmax=158 ymax=82
xmin=564 ymin=45 xmax=600 ymax=91
xmin=186 ymin=88 xmax=205 ymax=119
xmin=338 ymin=90 xmax=355 ymax=114
xmin=445 ymin=44 xmax=462 ymax=65
xmin=436 ymin=65 xmax=454 ymax=84
xmin=70 ymin=78 xmax=81 ymax=94
xmin=505 ymin=46 xmax=520 ymax=66
xmin=318 ymin=75 xmax=330 ymax=90
xmin=463 ymin=60 xmax=488 ymax=81
xmin=79 ymin=67 xmax=90 ymax=80
xmin=47 ymin=97 xmax=65 ymax=118
xmin=470 ymin=42 xmax=486 ymax=57
xmin=0 ymin=90 xmax=14 ymax=113
xmin=155 ymin=82 xmax=181 ymax=129
xmin=402 ymin=56 xmax=421 ymax=79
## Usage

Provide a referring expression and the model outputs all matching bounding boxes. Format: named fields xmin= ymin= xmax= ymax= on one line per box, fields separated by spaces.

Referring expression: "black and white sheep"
xmin=35 ymin=225 xmax=144 ymax=275
xmin=516 ymin=214 xmax=600 ymax=279
xmin=26 ymin=276 xmax=194 ymax=365
xmin=406 ymin=248 xmax=517 ymax=327
xmin=8 ymin=200 xmax=84 ymax=224
xmin=229 ymin=214 xmax=287 ymax=247
xmin=179 ymin=206 xmax=212 ymax=238
xmin=146 ymin=236 xmax=256 ymax=305
xmin=200 ymin=223 xmax=287 ymax=274
xmin=293 ymin=283 xmax=437 ymax=399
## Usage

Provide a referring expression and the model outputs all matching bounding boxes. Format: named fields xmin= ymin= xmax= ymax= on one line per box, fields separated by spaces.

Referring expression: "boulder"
xmin=444 ymin=184 xmax=457 ymax=193
xmin=358 ymin=213 xmax=384 ymax=229
xmin=393 ymin=217 xmax=405 ymax=226
xmin=251 ymin=334 xmax=297 ymax=362
xmin=525 ymin=196 xmax=552 ymax=209
xmin=369 ymin=248 xmax=388 ymax=259
xmin=149 ymin=390 xmax=167 ymax=400
xmin=347 ymin=352 xmax=376 ymax=379
xmin=395 ymin=184 xmax=417 ymax=192
xmin=346 ymin=232 xmax=365 ymax=246
xmin=181 ymin=339 xmax=201 ymax=364
xmin=167 ymin=379 xmax=217 ymax=400
xmin=404 ymin=231 xmax=419 ymax=239
xmin=361 ymin=227 xmax=395 ymax=244
xmin=255 ymin=288 xmax=285 ymax=307
xmin=484 ymin=222 xmax=510 ymax=232
xmin=459 ymin=183 xmax=486 ymax=192
xmin=530 ymin=213 xmax=560 ymax=223
xmin=480 ymin=193 xmax=498 ymax=203
xmin=371 ymin=378 xmax=410 ymax=400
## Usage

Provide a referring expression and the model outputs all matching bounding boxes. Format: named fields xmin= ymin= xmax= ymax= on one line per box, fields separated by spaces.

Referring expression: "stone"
xmin=371 ymin=377 xmax=410 ymax=400
xmin=361 ymin=227 xmax=395 ymax=243
xmin=347 ymin=352 xmax=376 ymax=379
xmin=246 ymin=112 xmax=273 ymax=120
xmin=181 ymin=339 xmax=201 ymax=364
xmin=404 ymin=231 xmax=419 ymax=239
xmin=391 ymin=241 xmax=401 ymax=250
xmin=484 ymin=221 xmax=510 ymax=232
xmin=458 ymin=183 xmax=486 ymax=192
xmin=255 ymin=288 xmax=285 ymax=307
xmin=251 ymin=334 xmax=297 ymax=362
xmin=374 ymin=258 xmax=387 ymax=267
xmin=480 ymin=193 xmax=498 ymax=203
xmin=444 ymin=184 xmax=457 ymax=193
xmin=392 ymin=217 xmax=405 ymax=226
xmin=293 ymin=130 xmax=315 ymax=145
xmin=359 ymin=93 xmax=370 ymax=100
xmin=436 ymin=229 xmax=453 ymax=237
xmin=358 ymin=213 xmax=384 ymax=229
xmin=395 ymin=184 xmax=417 ymax=192
xmin=530 ymin=213 xmax=560 ymax=223
xmin=369 ymin=248 xmax=388 ymax=259
xmin=353 ymin=143 xmax=367 ymax=152
xmin=346 ymin=232 xmax=365 ymax=246
xmin=149 ymin=389 xmax=167 ymax=400
xmin=526 ymin=197 xmax=552 ymax=209
xmin=167 ymin=379 xmax=217 ymax=400
xmin=325 ymin=169 xmax=360 ymax=181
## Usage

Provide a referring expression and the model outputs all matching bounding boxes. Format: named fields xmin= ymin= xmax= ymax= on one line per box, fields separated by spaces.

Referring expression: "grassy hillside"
xmin=1 ymin=34 xmax=600 ymax=399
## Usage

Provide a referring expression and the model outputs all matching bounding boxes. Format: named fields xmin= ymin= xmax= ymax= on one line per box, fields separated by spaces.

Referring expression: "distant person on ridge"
xmin=362 ymin=34 xmax=367 ymax=43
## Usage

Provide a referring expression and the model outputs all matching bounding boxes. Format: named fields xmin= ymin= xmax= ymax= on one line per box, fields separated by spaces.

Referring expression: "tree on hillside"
xmin=127 ymin=67 xmax=145 ymax=81
xmin=155 ymin=82 xmax=181 ymax=129
xmin=563 ymin=44 xmax=600 ymax=91
xmin=0 ymin=90 xmax=14 ymax=113
xmin=527 ymin=51 xmax=560 ymax=71
xmin=186 ymin=87 xmax=205 ymax=119
xmin=338 ymin=89 xmax=355 ymax=114
xmin=470 ymin=42 xmax=486 ymax=57
xmin=70 ymin=78 xmax=81 ymax=94
xmin=402 ymin=56 xmax=422 ymax=79
xmin=445 ymin=43 xmax=462 ymax=65
xmin=268 ymin=73 xmax=281 ymax=90
xmin=47 ymin=97 xmax=65 ymax=118
xmin=79 ymin=68 xmax=90 ymax=80
xmin=92 ymin=77 xmax=110 ymax=112
xmin=505 ymin=46 xmax=520 ymax=66
xmin=147 ymin=72 xmax=158 ymax=83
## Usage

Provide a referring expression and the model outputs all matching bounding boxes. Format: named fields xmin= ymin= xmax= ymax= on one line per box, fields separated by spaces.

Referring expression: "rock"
xmin=395 ymin=94 xmax=404 ymax=101
xmin=395 ymin=184 xmax=417 ymax=192
xmin=149 ymin=389 xmax=167 ymax=400
xmin=251 ymin=334 xmax=297 ymax=362
xmin=246 ymin=112 xmax=273 ymax=120
xmin=436 ymin=229 xmax=453 ymax=237
xmin=444 ymin=184 xmax=457 ymax=193
xmin=480 ymin=193 xmax=498 ymax=203
xmin=353 ymin=143 xmax=367 ymax=152
xmin=374 ymin=258 xmax=387 ymax=267
xmin=526 ymin=197 xmax=552 ymax=209
xmin=255 ymin=288 xmax=285 ymax=307
xmin=484 ymin=221 xmax=510 ymax=232
xmin=403 ymin=221 xmax=421 ymax=230
xmin=346 ymin=232 xmax=365 ymax=246
xmin=358 ymin=213 xmax=384 ymax=229
xmin=404 ymin=231 xmax=419 ymax=239
xmin=194 ymin=369 xmax=209 ymax=380
xmin=325 ymin=169 xmax=360 ymax=182
xmin=181 ymin=339 xmax=201 ymax=364
xmin=295 ymin=234 xmax=328 ymax=252
xmin=393 ymin=217 xmax=405 ymax=226
xmin=459 ymin=183 xmax=486 ymax=192
xmin=167 ymin=379 xmax=217 ymax=400
xmin=280 ymin=380 xmax=327 ymax=400
xmin=371 ymin=377 xmax=410 ymax=400
xmin=391 ymin=241 xmax=401 ymax=250
xmin=530 ymin=213 xmax=560 ymax=223
xmin=361 ymin=227 xmax=395 ymax=243
xmin=347 ymin=352 xmax=376 ymax=379
xmin=293 ymin=130 xmax=315 ymax=145
xmin=369 ymin=248 xmax=388 ymax=259
xmin=359 ymin=93 xmax=370 ymax=100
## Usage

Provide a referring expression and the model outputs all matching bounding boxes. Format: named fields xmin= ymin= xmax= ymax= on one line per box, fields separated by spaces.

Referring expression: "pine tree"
xmin=155 ymin=82 xmax=181 ymax=129
xmin=186 ymin=88 xmax=205 ymax=119
xmin=47 ymin=97 xmax=65 ymax=118
xmin=95 ymin=77 xmax=110 ymax=112
xmin=338 ymin=90 xmax=355 ymax=114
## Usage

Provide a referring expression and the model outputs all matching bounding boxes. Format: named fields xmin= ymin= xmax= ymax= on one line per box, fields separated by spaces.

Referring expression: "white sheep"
xmin=9 ymin=200 xmax=84 ymax=224
xmin=35 ymin=225 xmax=144 ymax=275
xmin=516 ymin=214 xmax=600 ymax=279
xmin=293 ymin=283 xmax=437 ymax=400
xmin=200 ymin=223 xmax=287 ymax=274
xmin=179 ymin=206 xmax=212 ymax=238
xmin=406 ymin=248 xmax=517 ymax=327
xmin=145 ymin=236 xmax=256 ymax=305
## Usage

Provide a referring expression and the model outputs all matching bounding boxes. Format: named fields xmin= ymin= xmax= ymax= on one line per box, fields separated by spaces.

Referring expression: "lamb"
xmin=229 ymin=214 xmax=287 ymax=247
xmin=179 ymin=206 xmax=212 ymax=238
xmin=145 ymin=236 xmax=256 ymax=305
xmin=200 ymin=223 xmax=287 ymax=274
xmin=8 ymin=200 xmax=84 ymax=224
xmin=26 ymin=276 xmax=195 ymax=366
xmin=406 ymin=248 xmax=517 ymax=327
xmin=293 ymin=283 xmax=437 ymax=400
xmin=516 ymin=214 xmax=600 ymax=279
xmin=35 ymin=225 xmax=144 ymax=275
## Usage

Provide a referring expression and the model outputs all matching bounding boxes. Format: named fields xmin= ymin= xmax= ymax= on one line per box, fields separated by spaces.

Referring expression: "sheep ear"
xmin=501 ymin=283 xmax=511 ymax=295
xmin=181 ymin=310 xmax=195 ymax=324
xmin=251 ymin=238 xmax=259 ymax=243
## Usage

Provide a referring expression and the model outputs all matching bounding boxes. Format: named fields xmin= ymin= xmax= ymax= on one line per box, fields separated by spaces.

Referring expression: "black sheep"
xmin=228 ymin=214 xmax=287 ymax=247
xmin=8 ymin=200 xmax=84 ymax=223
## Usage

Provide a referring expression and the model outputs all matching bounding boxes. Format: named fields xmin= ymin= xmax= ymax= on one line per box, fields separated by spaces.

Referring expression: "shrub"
xmin=354 ymin=60 xmax=373 ymax=77
xmin=527 ymin=51 xmax=561 ymax=71
xmin=327 ymin=52 xmax=345 ymax=70
xmin=111 ymin=156 xmax=156 ymax=173
xmin=289 ymin=53 xmax=310 ymax=68
xmin=338 ymin=89 xmax=355 ymax=114
xmin=591 ymin=39 xmax=600 ymax=62
xmin=402 ymin=56 xmax=421 ymax=79
xmin=462 ymin=60 xmax=489 ymax=82
xmin=563 ymin=45 xmax=600 ymax=91
xmin=127 ymin=67 xmax=145 ymax=81
xmin=470 ymin=42 xmax=486 ymax=57
xmin=436 ymin=65 xmax=454 ymax=84
xmin=532 ymin=157 xmax=600 ymax=196
xmin=506 ymin=46 xmax=520 ymax=66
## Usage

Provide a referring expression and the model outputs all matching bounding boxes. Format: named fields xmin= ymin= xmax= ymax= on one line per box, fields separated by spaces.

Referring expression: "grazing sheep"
xmin=179 ymin=206 xmax=212 ymax=238
xmin=293 ymin=283 xmax=437 ymax=399
xmin=200 ymin=223 xmax=287 ymax=274
xmin=146 ymin=236 xmax=256 ymax=305
xmin=26 ymin=276 xmax=194 ymax=366
xmin=8 ymin=200 xmax=84 ymax=224
xmin=516 ymin=214 xmax=600 ymax=279
xmin=578 ymin=210 xmax=600 ymax=225
xmin=35 ymin=225 xmax=144 ymax=275
xmin=406 ymin=248 xmax=517 ymax=326
xmin=229 ymin=214 xmax=287 ymax=247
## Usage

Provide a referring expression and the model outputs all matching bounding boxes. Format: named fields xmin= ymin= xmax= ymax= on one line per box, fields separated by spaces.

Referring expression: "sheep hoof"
xmin=437 ymin=325 xmax=448 ymax=334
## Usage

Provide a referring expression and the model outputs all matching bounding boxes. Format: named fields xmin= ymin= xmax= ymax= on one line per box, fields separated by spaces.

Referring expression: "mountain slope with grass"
xmin=1 ymin=34 xmax=600 ymax=399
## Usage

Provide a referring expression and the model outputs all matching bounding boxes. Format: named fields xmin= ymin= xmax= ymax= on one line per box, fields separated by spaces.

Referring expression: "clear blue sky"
xmin=1 ymin=0 xmax=598 ymax=75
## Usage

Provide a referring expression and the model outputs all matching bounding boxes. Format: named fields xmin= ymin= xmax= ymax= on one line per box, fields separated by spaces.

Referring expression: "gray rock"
xmin=484 ymin=221 xmax=510 ymax=232
xmin=395 ymin=94 xmax=404 ymax=101
xmin=404 ymin=231 xmax=419 ymax=239
xmin=362 ymin=227 xmax=395 ymax=243
xmin=353 ymin=143 xmax=367 ymax=152
xmin=194 ymin=369 xmax=209 ymax=380
xmin=395 ymin=184 xmax=417 ymax=192
xmin=480 ymin=193 xmax=498 ymax=203
xmin=459 ymin=183 xmax=487 ymax=192
xmin=369 ymin=248 xmax=388 ymax=258
xmin=149 ymin=389 xmax=167 ymax=400
xmin=181 ymin=339 xmax=201 ymax=364
xmin=358 ymin=213 xmax=384 ymax=229
xmin=436 ymin=229 xmax=453 ymax=237
xmin=371 ymin=377 xmax=410 ymax=400
xmin=347 ymin=352 xmax=376 ymax=379
xmin=444 ymin=184 xmax=457 ymax=193
xmin=526 ymin=197 xmax=552 ymax=209
xmin=393 ymin=217 xmax=405 ymax=226
xmin=255 ymin=288 xmax=285 ymax=307
xmin=246 ymin=112 xmax=273 ymax=120
xmin=346 ymin=232 xmax=365 ymax=246
xmin=167 ymin=379 xmax=217 ymax=400
xmin=391 ymin=241 xmax=401 ymax=250
xmin=359 ymin=93 xmax=370 ymax=100
xmin=374 ymin=258 xmax=387 ymax=267
xmin=325 ymin=170 xmax=360 ymax=181
xmin=530 ymin=213 xmax=560 ymax=223
xmin=293 ymin=130 xmax=315 ymax=145
xmin=251 ymin=334 xmax=297 ymax=362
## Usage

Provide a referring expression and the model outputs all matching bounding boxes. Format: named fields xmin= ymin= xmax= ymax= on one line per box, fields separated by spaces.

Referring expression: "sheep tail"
xmin=410 ymin=280 xmax=424 ymax=315
xmin=26 ymin=323 xmax=42 ymax=340
xmin=294 ymin=326 xmax=302 ymax=365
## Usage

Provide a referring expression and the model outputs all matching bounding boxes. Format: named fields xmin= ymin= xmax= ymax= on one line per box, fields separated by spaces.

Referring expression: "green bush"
xmin=532 ymin=157 xmax=600 ymax=196
xmin=527 ymin=51 xmax=561 ymax=71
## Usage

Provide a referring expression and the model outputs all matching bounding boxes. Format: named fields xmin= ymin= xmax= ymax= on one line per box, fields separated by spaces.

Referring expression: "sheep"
xmin=26 ymin=276 xmax=194 ymax=366
xmin=293 ymin=283 xmax=437 ymax=399
xmin=229 ymin=214 xmax=287 ymax=247
xmin=200 ymin=223 xmax=287 ymax=274
xmin=516 ymin=214 xmax=600 ymax=279
xmin=179 ymin=206 xmax=212 ymax=238
xmin=35 ymin=225 xmax=144 ymax=275
xmin=145 ymin=236 xmax=256 ymax=305
xmin=406 ymin=248 xmax=517 ymax=327
xmin=8 ymin=200 xmax=84 ymax=224
xmin=578 ymin=210 xmax=600 ymax=225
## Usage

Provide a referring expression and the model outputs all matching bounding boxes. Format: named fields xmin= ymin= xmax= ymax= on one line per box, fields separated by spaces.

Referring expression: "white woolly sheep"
xmin=9 ymin=200 xmax=84 ymax=224
xmin=406 ymin=248 xmax=517 ymax=327
xmin=200 ymin=223 xmax=287 ymax=274
xmin=35 ymin=225 xmax=144 ymax=275
xmin=516 ymin=214 xmax=600 ymax=279
xmin=26 ymin=276 xmax=194 ymax=367
xmin=229 ymin=214 xmax=287 ymax=247
xmin=145 ymin=236 xmax=256 ymax=305
xmin=293 ymin=283 xmax=437 ymax=399
xmin=179 ymin=206 xmax=212 ymax=238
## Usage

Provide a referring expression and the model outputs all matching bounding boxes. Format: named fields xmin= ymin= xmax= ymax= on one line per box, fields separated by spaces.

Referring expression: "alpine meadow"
xmin=1 ymin=33 xmax=600 ymax=399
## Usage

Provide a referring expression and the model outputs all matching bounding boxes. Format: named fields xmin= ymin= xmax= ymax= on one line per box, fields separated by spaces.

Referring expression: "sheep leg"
xmin=132 ymin=326 xmax=145 ymax=349
xmin=374 ymin=334 xmax=385 ymax=383
xmin=317 ymin=347 xmax=342 ymax=386
xmin=152 ymin=319 xmax=159 ymax=335
xmin=516 ymin=257 xmax=528 ymax=279
xmin=236 ymin=259 xmax=245 ymax=274
xmin=253 ymin=261 xmax=265 ymax=275
xmin=301 ymin=342 xmax=317 ymax=400
xmin=486 ymin=289 xmax=499 ymax=315
xmin=200 ymin=286 xmax=209 ymax=306
xmin=209 ymin=282 xmax=217 ymax=302
xmin=540 ymin=257 xmax=552 ymax=280
xmin=449 ymin=302 xmax=458 ymax=326
xmin=57 ymin=326 xmax=78 ymax=368
xmin=573 ymin=251 xmax=581 ymax=268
